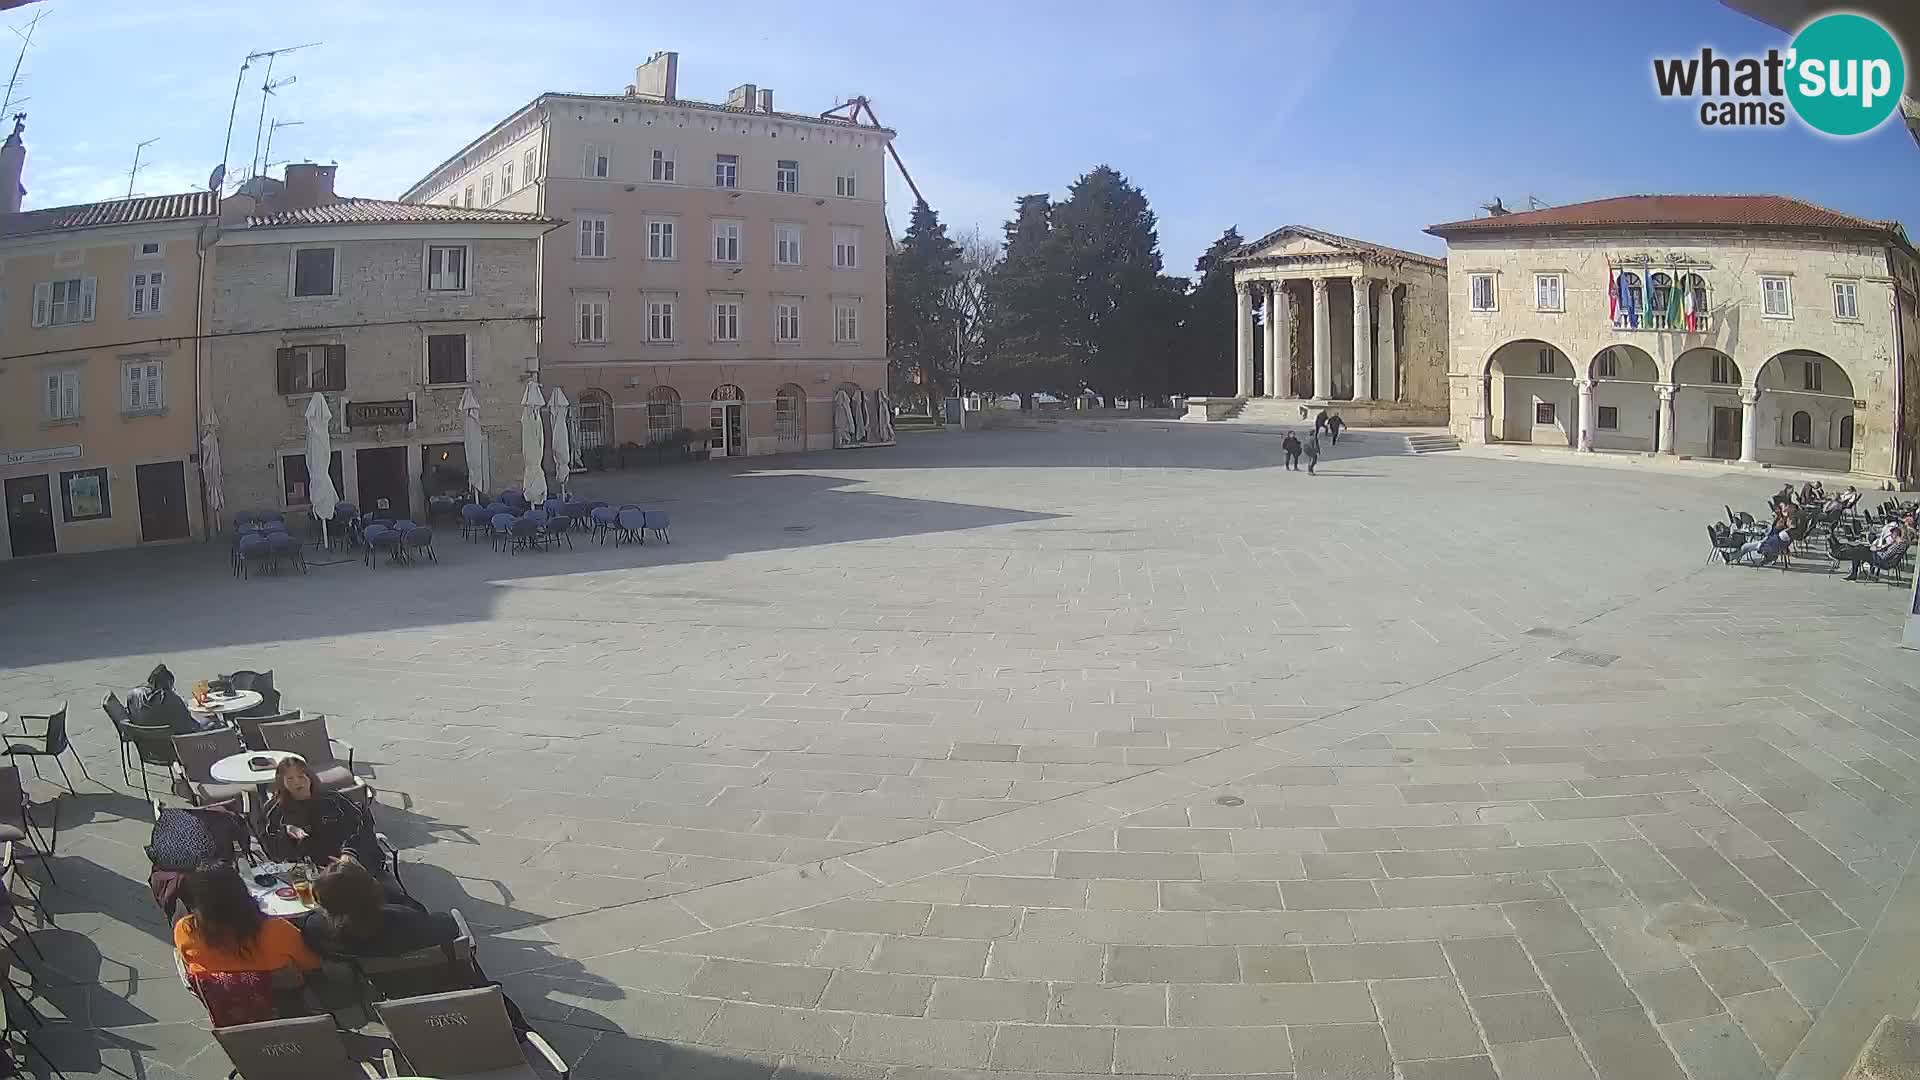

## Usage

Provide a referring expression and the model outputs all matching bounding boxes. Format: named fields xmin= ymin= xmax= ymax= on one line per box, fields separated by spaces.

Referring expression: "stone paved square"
xmin=2 ymin=421 xmax=1917 ymax=1079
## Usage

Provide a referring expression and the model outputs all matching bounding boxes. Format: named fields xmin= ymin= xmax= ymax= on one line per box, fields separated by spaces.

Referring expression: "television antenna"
xmin=1 ymin=9 xmax=45 ymax=118
xmin=125 ymin=136 xmax=158 ymax=198
xmin=213 ymin=41 xmax=317 ymax=193
xmin=261 ymin=118 xmax=302 ymax=175
xmin=248 ymin=74 xmax=297 ymax=181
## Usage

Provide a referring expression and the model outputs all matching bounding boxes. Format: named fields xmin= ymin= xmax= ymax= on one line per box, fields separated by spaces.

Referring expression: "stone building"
xmin=1193 ymin=226 xmax=1449 ymax=425
xmin=399 ymin=52 xmax=894 ymax=459
xmin=207 ymin=165 xmax=558 ymax=521
xmin=1426 ymin=195 xmax=1919 ymax=484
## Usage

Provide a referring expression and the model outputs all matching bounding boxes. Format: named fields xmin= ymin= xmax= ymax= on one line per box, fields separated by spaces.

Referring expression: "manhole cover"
xmin=1552 ymin=647 xmax=1619 ymax=668
xmin=1214 ymin=795 xmax=1244 ymax=807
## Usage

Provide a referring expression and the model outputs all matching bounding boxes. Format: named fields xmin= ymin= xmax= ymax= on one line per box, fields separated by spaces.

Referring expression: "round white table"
xmin=210 ymin=749 xmax=297 ymax=785
xmin=189 ymin=690 xmax=263 ymax=718
xmin=243 ymin=861 xmax=316 ymax=918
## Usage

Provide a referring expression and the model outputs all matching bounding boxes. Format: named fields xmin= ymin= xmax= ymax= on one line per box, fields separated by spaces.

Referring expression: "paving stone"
xmin=1281 ymin=880 xmax=1381 ymax=910
xmin=844 ymin=1015 xmax=995 ymax=1068
xmin=1302 ymin=852 xmax=1388 ymax=879
xmin=1349 ymin=905 xmax=1511 ymax=941
xmin=1535 ymin=951 xmax=1639 ymax=1015
xmin=1290 ymin=1022 xmax=1391 ymax=1079
xmin=686 ymin=959 xmax=832 ymax=1007
xmin=1660 ymin=1012 xmax=1770 ymax=1080
xmin=1113 ymin=1026 xmax=1294 ymax=1074
xmin=819 ymin=971 xmax=936 ymax=1017
xmin=923 ymin=905 xmax=1020 ymax=940
xmin=1239 ymin=945 xmax=1314 ymax=982
xmin=1048 ymin=982 xmax=1167 ymax=1026
xmin=1444 ymin=937 xmax=1545 ymax=997
xmin=1579 ymin=904 xmax=1691 ymax=974
xmin=1161 ymin=881 xmax=1285 ymax=910
xmin=924 ymin=979 xmax=1049 ymax=1022
xmin=1566 ymin=1008 xmax=1687 ymax=1080
xmin=1395 ymin=1057 xmax=1499 ymax=1080
xmin=1488 ymin=1036 xmax=1599 ymax=1080
xmin=1305 ymin=942 xmax=1450 ymax=981
xmin=986 ymin=1024 xmax=1116 ymax=1072
xmin=1772 ymin=950 xmax=1844 ymax=1007
xmin=1370 ymin=976 xmax=1487 ymax=1061
xmin=1775 ymin=888 xmax=1860 ymax=936
xmin=1170 ymin=982 xmax=1378 ymax=1025
xmin=1627 ymin=966 xmax=1724 ymax=1022
xmin=1690 ymin=946 xmax=1779 ymax=998
xmin=1503 ymin=898 xmax=1601 ymax=955
xmin=1054 ymin=851 xmax=1202 ymax=880
xmin=1468 ymin=990 xmax=1570 ymax=1044
xmin=704 ymin=1001 xmax=855 ymax=1057
xmin=872 ymin=936 xmax=990 ymax=977
xmin=961 ymin=876 xmax=1085 ymax=908
xmin=1723 ymin=985 xmax=1812 ymax=1071
xmin=986 ymin=942 xmax=1106 ymax=982
xmin=1106 ymin=945 xmax=1241 ymax=983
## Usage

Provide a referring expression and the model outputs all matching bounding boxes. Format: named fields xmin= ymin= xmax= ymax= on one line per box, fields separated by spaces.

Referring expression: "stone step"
xmin=1405 ymin=434 xmax=1460 ymax=454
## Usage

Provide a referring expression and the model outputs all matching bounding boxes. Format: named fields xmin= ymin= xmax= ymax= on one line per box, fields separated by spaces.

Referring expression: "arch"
xmin=1840 ymin=415 xmax=1854 ymax=450
xmin=644 ymin=385 xmax=681 ymax=443
xmin=1753 ymin=349 xmax=1857 ymax=471
xmin=1588 ymin=345 xmax=1660 ymax=451
xmin=1483 ymin=339 xmax=1575 ymax=445
xmin=1790 ymin=411 xmax=1812 ymax=445
xmin=774 ymin=383 xmax=806 ymax=450
xmin=1672 ymin=347 xmax=1739 ymax=388
xmin=709 ymin=385 xmax=746 ymax=457
xmin=711 ymin=384 xmax=744 ymax=401
xmin=575 ymin=388 xmax=613 ymax=456
xmin=1669 ymin=347 xmax=1743 ymax=460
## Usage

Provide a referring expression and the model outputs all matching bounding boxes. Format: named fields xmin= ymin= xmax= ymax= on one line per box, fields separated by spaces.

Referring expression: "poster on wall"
xmin=60 ymin=467 xmax=110 ymax=522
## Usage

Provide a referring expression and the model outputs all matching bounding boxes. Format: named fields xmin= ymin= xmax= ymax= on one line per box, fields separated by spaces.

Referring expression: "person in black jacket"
xmin=302 ymin=859 xmax=457 ymax=960
xmin=1281 ymin=431 xmax=1302 ymax=470
xmin=1326 ymin=413 xmax=1345 ymax=445
xmin=128 ymin=664 xmax=203 ymax=736
xmin=260 ymin=758 xmax=422 ymax=909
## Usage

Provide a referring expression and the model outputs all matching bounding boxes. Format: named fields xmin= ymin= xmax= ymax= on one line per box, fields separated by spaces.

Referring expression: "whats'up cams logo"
xmin=1653 ymin=12 xmax=1906 ymax=136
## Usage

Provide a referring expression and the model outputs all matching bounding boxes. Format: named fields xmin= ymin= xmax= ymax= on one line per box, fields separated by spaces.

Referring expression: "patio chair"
xmin=257 ymin=715 xmax=356 ymax=792
xmin=1 ymin=842 xmax=51 ymax=954
xmin=589 ymin=505 xmax=618 ymax=543
xmin=172 ymin=727 xmax=253 ymax=807
xmin=524 ymin=509 xmax=549 ymax=530
xmin=235 ymin=709 xmax=300 ymax=752
xmin=3 ymin=704 xmax=90 ymax=794
xmin=1706 ymin=524 xmax=1742 ymax=566
xmin=259 ymin=510 xmax=285 ymax=528
xmin=460 ymin=503 xmax=491 ymax=542
xmin=265 ymin=530 xmax=305 ymax=575
xmin=508 ymin=517 xmax=541 ymax=554
xmin=379 ymin=985 xmax=570 ymax=1080
xmin=363 ymin=524 xmax=404 ymax=568
xmin=349 ymin=908 xmax=480 ymax=1005
xmin=544 ymin=515 xmax=576 ymax=551
xmin=404 ymin=526 xmax=437 ymax=563
xmin=0 ymin=767 xmax=55 ymax=883
xmin=238 ymin=533 xmax=274 ymax=579
xmin=223 ymin=670 xmax=280 ymax=717
xmin=213 ymin=1013 xmax=383 ymax=1080
xmin=615 ymin=508 xmax=644 ymax=546
xmin=643 ymin=510 xmax=671 ymax=544
xmin=0 ymin=949 xmax=54 ymax=1074
xmin=489 ymin=512 xmax=516 ymax=552
xmin=103 ymin=692 xmax=178 ymax=798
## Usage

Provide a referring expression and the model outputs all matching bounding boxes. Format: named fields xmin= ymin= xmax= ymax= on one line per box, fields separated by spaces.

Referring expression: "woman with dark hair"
xmin=173 ymin=862 xmax=321 ymax=977
xmin=127 ymin=663 xmax=201 ymax=735
xmin=301 ymin=859 xmax=458 ymax=960
xmin=260 ymin=757 xmax=382 ymax=869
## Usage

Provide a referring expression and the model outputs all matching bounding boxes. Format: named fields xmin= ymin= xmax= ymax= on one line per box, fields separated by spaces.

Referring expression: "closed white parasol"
xmin=460 ymin=388 xmax=490 ymax=497
xmin=520 ymin=381 xmax=548 ymax=507
xmin=548 ymin=386 xmax=572 ymax=496
xmin=304 ymin=393 xmax=339 ymax=546
xmin=202 ymin=413 xmax=225 ymax=520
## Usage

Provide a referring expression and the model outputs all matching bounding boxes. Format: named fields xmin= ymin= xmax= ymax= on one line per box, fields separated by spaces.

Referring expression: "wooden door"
xmin=1711 ymin=406 xmax=1741 ymax=460
xmin=135 ymin=461 xmax=191 ymax=542
xmin=4 ymin=475 xmax=56 ymax=556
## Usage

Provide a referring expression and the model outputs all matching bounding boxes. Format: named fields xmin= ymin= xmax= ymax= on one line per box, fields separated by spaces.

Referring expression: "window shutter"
xmin=45 ymin=372 xmax=58 ymax=416
xmin=126 ymin=365 xmax=140 ymax=410
xmin=62 ymin=372 xmax=77 ymax=418
xmin=276 ymin=347 xmax=297 ymax=395
xmin=32 ymin=281 xmax=49 ymax=327
xmin=81 ymin=276 xmax=97 ymax=322
xmin=325 ymin=344 xmax=347 ymax=390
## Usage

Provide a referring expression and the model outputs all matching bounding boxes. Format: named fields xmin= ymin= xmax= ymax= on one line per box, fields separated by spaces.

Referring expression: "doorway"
xmin=710 ymin=403 xmax=744 ymax=458
xmin=4 ymin=475 xmax=56 ymax=557
xmin=356 ymin=446 xmax=411 ymax=519
xmin=1711 ymin=406 xmax=1741 ymax=460
xmin=135 ymin=461 xmax=191 ymax=542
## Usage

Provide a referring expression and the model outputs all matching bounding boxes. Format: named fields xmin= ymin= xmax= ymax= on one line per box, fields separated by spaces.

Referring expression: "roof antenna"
xmin=2 ymin=9 xmax=45 ymax=118
xmin=1526 ymin=193 xmax=1548 ymax=211
xmin=1480 ymin=197 xmax=1510 ymax=217
xmin=125 ymin=136 xmax=158 ymax=199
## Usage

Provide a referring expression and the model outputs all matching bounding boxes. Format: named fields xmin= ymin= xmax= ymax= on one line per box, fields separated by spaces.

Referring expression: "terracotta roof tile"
xmin=1425 ymin=194 xmax=1899 ymax=237
xmin=246 ymin=198 xmax=558 ymax=228
xmin=1232 ymin=224 xmax=1446 ymax=269
xmin=2 ymin=191 xmax=217 ymax=238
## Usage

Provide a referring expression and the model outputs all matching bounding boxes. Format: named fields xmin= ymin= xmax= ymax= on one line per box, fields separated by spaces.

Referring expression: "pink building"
xmin=401 ymin=53 xmax=894 ymax=460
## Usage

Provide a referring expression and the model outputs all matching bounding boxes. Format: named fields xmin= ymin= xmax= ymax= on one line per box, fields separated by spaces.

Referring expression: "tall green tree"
xmin=1051 ymin=165 xmax=1172 ymax=403
xmin=978 ymin=194 xmax=1074 ymax=407
xmin=1178 ymin=227 xmax=1245 ymax=396
xmin=886 ymin=199 xmax=963 ymax=410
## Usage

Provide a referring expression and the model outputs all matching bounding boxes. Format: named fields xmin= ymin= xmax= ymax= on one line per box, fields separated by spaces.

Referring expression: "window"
xmin=1711 ymin=355 xmax=1736 ymax=385
xmin=1790 ymin=410 xmax=1812 ymax=445
xmin=1840 ymin=414 xmax=1854 ymax=450
xmin=776 ymin=159 xmax=798 ymax=193
xmin=775 ymin=385 xmax=802 ymax=441
xmin=713 ymin=220 xmax=741 ymax=263
xmin=427 ymin=333 xmax=469 ymax=385
xmin=833 ymin=227 xmax=859 ymax=270
xmin=584 ymin=143 xmax=610 ymax=179
xmin=1803 ymin=359 xmax=1823 ymax=392
xmin=651 ymin=148 xmax=676 ymax=183
xmin=59 ymin=467 xmax=110 ymax=522
xmin=1833 ymin=280 xmax=1859 ymax=320
xmin=577 ymin=213 xmax=608 ymax=258
xmin=835 ymin=173 xmax=857 ymax=197
xmin=577 ymin=293 xmax=607 ymax=343
xmin=292 ymin=248 xmax=337 ymax=297
xmin=463 ymin=186 xmax=474 ymax=208
xmin=275 ymin=344 xmax=346 ymax=394
xmin=481 ymin=174 xmax=494 ymax=205
xmin=648 ymin=219 xmax=676 ymax=260
xmin=1595 ymin=350 xmax=1617 ymax=378
xmin=283 ymin=451 xmax=344 ymax=509
xmin=136 ymin=241 xmax=162 ymax=258
xmin=32 ymin=277 xmax=95 ymax=326
xmin=501 ymin=159 xmax=514 ymax=194
xmin=576 ymin=390 xmax=611 ymax=454
xmin=1762 ymin=276 xmax=1792 ymax=317
xmin=43 ymin=369 xmax=80 ymax=420
xmin=1536 ymin=348 xmax=1556 ymax=375
xmin=776 ymin=223 xmax=802 ymax=266
xmin=1534 ymin=273 xmax=1563 ymax=312
xmin=426 ymin=244 xmax=468 ymax=292
xmin=834 ymin=301 xmax=860 ymax=343
xmin=124 ymin=358 xmax=164 ymax=413
xmin=647 ymin=299 xmax=675 ymax=342
xmin=523 ymin=147 xmax=537 ymax=184
xmin=646 ymin=386 xmax=681 ymax=442
xmin=1534 ymin=401 xmax=1555 ymax=425
xmin=714 ymin=153 xmax=738 ymax=189
xmin=1469 ymin=273 xmax=1496 ymax=312
xmin=130 ymin=269 xmax=164 ymax=316
xmin=776 ymin=302 xmax=801 ymax=342
xmin=713 ymin=301 xmax=740 ymax=342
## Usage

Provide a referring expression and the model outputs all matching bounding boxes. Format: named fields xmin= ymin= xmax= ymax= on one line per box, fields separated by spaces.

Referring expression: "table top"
xmin=210 ymin=749 xmax=296 ymax=785
xmin=243 ymin=861 xmax=315 ymax=919
xmin=189 ymin=690 xmax=263 ymax=716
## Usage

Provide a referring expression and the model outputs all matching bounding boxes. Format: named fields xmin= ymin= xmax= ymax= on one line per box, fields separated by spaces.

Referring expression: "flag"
xmin=1668 ymin=272 xmax=1683 ymax=328
xmin=1609 ymin=267 xmax=1618 ymax=326
xmin=1683 ymin=279 xmax=1695 ymax=332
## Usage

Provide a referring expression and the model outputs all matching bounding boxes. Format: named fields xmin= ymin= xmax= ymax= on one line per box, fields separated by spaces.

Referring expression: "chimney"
xmin=0 ymin=114 xmax=25 ymax=215
xmin=758 ymin=88 xmax=774 ymax=114
xmin=282 ymin=163 xmax=338 ymax=211
xmin=726 ymin=83 xmax=758 ymax=112
xmin=632 ymin=51 xmax=678 ymax=101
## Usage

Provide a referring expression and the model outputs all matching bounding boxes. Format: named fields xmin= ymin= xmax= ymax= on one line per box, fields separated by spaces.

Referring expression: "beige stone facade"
xmin=1221 ymin=226 xmax=1449 ymax=425
xmin=1427 ymin=196 xmax=1920 ymax=485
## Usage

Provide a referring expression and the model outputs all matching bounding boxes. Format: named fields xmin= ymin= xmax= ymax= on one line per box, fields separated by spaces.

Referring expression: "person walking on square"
xmin=1282 ymin=431 xmax=1302 ymax=470
xmin=1327 ymin=413 xmax=1346 ymax=445
xmin=1304 ymin=432 xmax=1322 ymax=475
xmin=1313 ymin=409 xmax=1329 ymax=437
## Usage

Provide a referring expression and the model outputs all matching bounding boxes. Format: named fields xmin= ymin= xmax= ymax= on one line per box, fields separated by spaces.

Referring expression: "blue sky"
xmin=11 ymin=0 xmax=1915 ymax=273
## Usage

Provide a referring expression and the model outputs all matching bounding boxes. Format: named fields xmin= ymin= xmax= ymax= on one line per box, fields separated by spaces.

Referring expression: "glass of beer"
xmin=287 ymin=863 xmax=315 ymax=906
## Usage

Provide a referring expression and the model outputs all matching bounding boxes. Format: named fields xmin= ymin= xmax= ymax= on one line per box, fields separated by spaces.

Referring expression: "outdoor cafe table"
xmin=210 ymin=749 xmax=297 ymax=786
xmin=243 ymin=859 xmax=316 ymax=919
xmin=188 ymin=689 xmax=263 ymax=719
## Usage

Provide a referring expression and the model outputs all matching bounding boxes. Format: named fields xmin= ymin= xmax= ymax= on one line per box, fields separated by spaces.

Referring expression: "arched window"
xmin=1682 ymin=273 xmax=1710 ymax=331
xmin=1595 ymin=349 xmax=1618 ymax=379
xmin=1647 ymin=272 xmax=1672 ymax=328
xmin=775 ymin=384 xmax=805 ymax=447
xmin=1616 ymin=272 xmax=1643 ymax=328
xmin=1790 ymin=410 xmax=1812 ymax=445
xmin=711 ymin=384 xmax=744 ymax=402
xmin=575 ymin=388 xmax=612 ymax=453
xmin=1839 ymin=414 xmax=1854 ymax=450
xmin=645 ymin=386 xmax=681 ymax=443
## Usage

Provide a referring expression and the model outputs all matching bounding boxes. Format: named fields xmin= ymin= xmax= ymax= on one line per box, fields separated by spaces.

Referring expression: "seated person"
xmin=173 ymin=861 xmax=322 ymax=1025
xmin=261 ymin=757 xmax=420 ymax=909
xmin=1734 ymin=526 xmax=1791 ymax=566
xmin=1800 ymin=480 xmax=1823 ymax=506
xmin=1833 ymin=516 xmax=1914 ymax=580
xmin=1769 ymin=484 xmax=1797 ymax=511
xmin=127 ymin=663 xmax=203 ymax=735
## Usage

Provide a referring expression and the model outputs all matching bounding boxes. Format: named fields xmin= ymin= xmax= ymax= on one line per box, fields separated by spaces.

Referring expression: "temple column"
xmin=1311 ymin=278 xmax=1331 ymax=400
xmin=1575 ymin=378 xmax=1595 ymax=452
xmin=1351 ymin=275 xmax=1373 ymax=401
xmin=1235 ymin=282 xmax=1253 ymax=398
xmin=1656 ymin=384 xmax=1675 ymax=454
xmin=1740 ymin=388 xmax=1759 ymax=462
xmin=1261 ymin=284 xmax=1279 ymax=397
xmin=1271 ymin=283 xmax=1293 ymax=398
xmin=1377 ymin=284 xmax=1397 ymax=402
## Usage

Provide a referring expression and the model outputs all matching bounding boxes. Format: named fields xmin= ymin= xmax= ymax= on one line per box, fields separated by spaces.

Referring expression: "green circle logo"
xmin=1787 ymin=13 xmax=1906 ymax=137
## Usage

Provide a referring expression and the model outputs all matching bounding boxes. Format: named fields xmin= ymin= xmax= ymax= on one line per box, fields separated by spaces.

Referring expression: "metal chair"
xmin=103 ymin=692 xmax=178 ymax=798
xmin=543 ymin=515 xmax=575 ymax=551
xmin=643 ymin=510 xmax=671 ymax=544
xmin=349 ymin=908 xmax=480 ymax=1006
xmin=489 ymin=513 xmax=516 ymax=551
xmin=235 ymin=709 xmax=301 ymax=752
xmin=460 ymin=503 xmax=491 ymax=542
xmin=507 ymin=517 xmax=541 ymax=554
xmin=363 ymin=525 xmax=404 ymax=568
xmin=1 ymin=843 xmax=51 ymax=960
xmin=615 ymin=509 xmax=644 ymax=546
xmin=224 ymin=670 xmax=281 ymax=717
xmin=238 ymin=533 xmax=274 ymax=579
xmin=171 ymin=728 xmax=253 ymax=807
xmin=589 ymin=505 xmax=618 ymax=543
xmin=212 ymin=1013 xmax=384 ymax=1080
xmin=404 ymin=526 xmax=437 ymax=563
xmin=0 ymin=947 xmax=54 ymax=1074
xmin=379 ymin=985 xmax=570 ymax=1080
xmin=0 ymin=767 xmax=54 ymax=884
xmin=267 ymin=530 xmax=306 ymax=574
xmin=256 ymin=715 xmax=356 ymax=792
xmin=3 ymin=704 xmax=89 ymax=794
